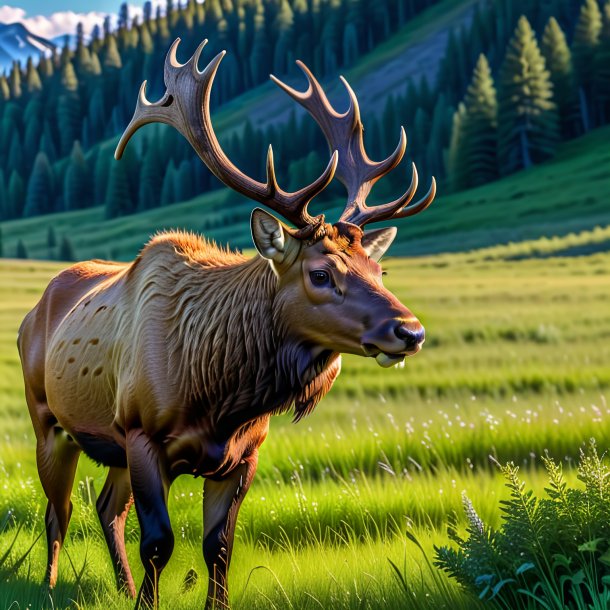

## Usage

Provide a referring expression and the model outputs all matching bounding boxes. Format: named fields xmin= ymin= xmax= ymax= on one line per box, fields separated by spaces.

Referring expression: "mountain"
xmin=0 ymin=22 xmax=55 ymax=72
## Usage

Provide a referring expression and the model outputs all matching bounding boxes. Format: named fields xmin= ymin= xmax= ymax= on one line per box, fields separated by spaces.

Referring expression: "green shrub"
xmin=435 ymin=440 xmax=610 ymax=609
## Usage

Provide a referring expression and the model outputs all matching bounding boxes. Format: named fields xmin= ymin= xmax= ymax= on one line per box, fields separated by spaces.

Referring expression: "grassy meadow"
xmin=0 ymin=242 xmax=609 ymax=608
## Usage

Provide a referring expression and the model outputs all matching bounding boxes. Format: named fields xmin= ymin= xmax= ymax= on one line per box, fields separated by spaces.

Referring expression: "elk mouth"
xmin=362 ymin=343 xmax=409 ymax=368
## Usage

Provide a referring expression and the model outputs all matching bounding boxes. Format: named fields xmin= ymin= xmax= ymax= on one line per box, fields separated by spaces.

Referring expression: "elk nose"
xmin=395 ymin=324 xmax=425 ymax=349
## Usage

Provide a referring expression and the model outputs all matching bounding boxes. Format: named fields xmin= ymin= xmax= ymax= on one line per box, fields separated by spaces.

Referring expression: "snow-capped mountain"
xmin=0 ymin=22 xmax=56 ymax=73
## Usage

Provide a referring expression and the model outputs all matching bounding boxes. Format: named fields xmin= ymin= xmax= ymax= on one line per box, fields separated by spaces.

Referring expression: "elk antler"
xmin=115 ymin=39 xmax=338 ymax=231
xmin=271 ymin=62 xmax=436 ymax=227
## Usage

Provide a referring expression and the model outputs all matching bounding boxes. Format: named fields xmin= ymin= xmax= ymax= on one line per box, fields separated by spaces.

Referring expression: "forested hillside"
xmin=1 ymin=0 xmax=609 ymax=260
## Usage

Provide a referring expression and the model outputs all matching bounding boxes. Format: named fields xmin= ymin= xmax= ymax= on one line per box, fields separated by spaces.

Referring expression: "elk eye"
xmin=310 ymin=270 xmax=331 ymax=287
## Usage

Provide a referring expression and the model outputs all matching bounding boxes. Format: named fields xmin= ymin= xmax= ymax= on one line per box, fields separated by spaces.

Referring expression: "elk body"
xmin=17 ymin=39 xmax=435 ymax=609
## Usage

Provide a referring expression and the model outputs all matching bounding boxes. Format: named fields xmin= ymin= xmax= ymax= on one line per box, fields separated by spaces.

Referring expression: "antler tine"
xmin=393 ymin=176 xmax=437 ymax=219
xmin=116 ymin=38 xmax=338 ymax=229
xmin=272 ymin=62 xmax=435 ymax=228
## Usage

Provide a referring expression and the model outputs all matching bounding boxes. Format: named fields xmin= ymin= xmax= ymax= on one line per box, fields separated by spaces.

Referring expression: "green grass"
xmin=0 ymin=246 xmax=609 ymax=608
xmin=3 ymin=123 xmax=610 ymax=262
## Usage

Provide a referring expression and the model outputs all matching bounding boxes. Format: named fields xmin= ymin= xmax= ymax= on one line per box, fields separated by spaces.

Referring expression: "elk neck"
xmin=161 ymin=235 xmax=340 ymax=433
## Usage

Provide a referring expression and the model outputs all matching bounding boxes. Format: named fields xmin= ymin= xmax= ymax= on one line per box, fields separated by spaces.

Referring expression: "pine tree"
xmin=462 ymin=54 xmax=498 ymax=187
xmin=0 ymin=170 xmax=8 ymax=220
xmin=94 ymin=149 xmax=112 ymax=206
xmin=446 ymin=103 xmax=468 ymax=192
xmin=16 ymin=239 xmax=28 ymax=259
xmin=61 ymin=60 xmax=79 ymax=92
xmin=57 ymin=91 xmax=81 ymax=156
xmin=9 ymin=62 xmax=22 ymax=98
xmin=250 ymin=5 xmax=271 ymax=85
xmin=594 ymin=1 xmax=610 ymax=124
xmin=498 ymin=16 xmax=559 ymax=175
xmin=58 ymin=236 xmax=76 ymax=261
xmin=573 ymin=0 xmax=603 ymax=130
xmin=8 ymin=171 xmax=25 ymax=218
xmin=24 ymin=152 xmax=54 ymax=216
xmin=105 ymin=161 xmax=132 ymax=218
xmin=103 ymin=35 xmax=123 ymax=70
xmin=138 ymin=135 xmax=163 ymax=210
xmin=64 ymin=141 xmax=90 ymax=210
xmin=25 ymin=57 xmax=42 ymax=93
xmin=175 ymin=159 xmax=194 ymax=202
xmin=160 ymin=159 xmax=177 ymax=206
xmin=0 ymin=76 xmax=9 ymax=101
xmin=541 ymin=17 xmax=578 ymax=137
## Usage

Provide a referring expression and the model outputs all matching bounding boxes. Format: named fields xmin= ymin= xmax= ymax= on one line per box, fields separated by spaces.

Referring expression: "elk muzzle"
xmin=361 ymin=318 xmax=425 ymax=368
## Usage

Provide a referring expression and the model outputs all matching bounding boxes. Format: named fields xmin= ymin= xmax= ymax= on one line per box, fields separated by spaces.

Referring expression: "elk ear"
xmin=251 ymin=208 xmax=300 ymax=268
xmin=361 ymin=227 xmax=397 ymax=262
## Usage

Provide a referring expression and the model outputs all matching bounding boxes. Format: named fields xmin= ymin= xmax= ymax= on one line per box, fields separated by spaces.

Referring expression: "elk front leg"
xmin=126 ymin=430 xmax=174 ymax=610
xmin=202 ymin=452 xmax=258 ymax=610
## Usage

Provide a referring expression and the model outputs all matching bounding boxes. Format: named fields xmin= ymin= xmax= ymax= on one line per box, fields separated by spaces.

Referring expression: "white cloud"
xmin=0 ymin=2 xmax=171 ymax=41
xmin=0 ymin=6 xmax=26 ymax=22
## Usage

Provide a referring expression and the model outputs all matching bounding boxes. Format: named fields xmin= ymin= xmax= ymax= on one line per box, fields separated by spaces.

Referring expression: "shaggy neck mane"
xmin=157 ymin=232 xmax=339 ymax=431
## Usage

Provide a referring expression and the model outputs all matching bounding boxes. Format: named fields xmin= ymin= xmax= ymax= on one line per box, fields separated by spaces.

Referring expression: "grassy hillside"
xmin=2 ymin=124 xmax=609 ymax=262
xmin=0 ymin=249 xmax=609 ymax=607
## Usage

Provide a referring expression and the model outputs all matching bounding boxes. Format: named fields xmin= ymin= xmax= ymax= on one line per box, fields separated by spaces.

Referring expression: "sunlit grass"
xmin=0 ymin=249 xmax=609 ymax=607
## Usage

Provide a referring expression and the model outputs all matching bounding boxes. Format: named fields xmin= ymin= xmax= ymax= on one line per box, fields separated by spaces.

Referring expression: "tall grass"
xmin=0 ymin=248 xmax=608 ymax=607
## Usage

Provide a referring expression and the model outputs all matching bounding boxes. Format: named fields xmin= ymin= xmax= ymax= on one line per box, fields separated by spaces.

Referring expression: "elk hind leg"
xmin=97 ymin=466 xmax=136 ymax=598
xmin=36 ymin=420 xmax=81 ymax=588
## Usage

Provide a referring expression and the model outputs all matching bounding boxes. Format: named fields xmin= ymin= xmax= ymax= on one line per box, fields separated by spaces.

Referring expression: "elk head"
xmin=116 ymin=39 xmax=436 ymax=368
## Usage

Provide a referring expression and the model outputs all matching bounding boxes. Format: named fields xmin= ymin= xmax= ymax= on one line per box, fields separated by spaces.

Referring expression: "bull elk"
xmin=17 ymin=39 xmax=435 ymax=608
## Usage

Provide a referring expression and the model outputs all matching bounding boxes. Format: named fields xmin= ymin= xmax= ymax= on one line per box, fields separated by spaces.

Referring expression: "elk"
xmin=17 ymin=39 xmax=435 ymax=609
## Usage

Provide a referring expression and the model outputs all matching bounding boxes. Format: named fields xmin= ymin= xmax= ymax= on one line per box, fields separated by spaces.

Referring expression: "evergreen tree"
xmin=16 ymin=239 xmax=28 ymax=259
xmin=541 ymin=17 xmax=578 ymax=137
xmin=573 ymin=0 xmax=603 ymax=130
xmin=175 ymin=159 xmax=194 ymax=202
xmin=0 ymin=226 xmax=3 ymax=257
xmin=61 ymin=60 xmax=79 ymax=92
xmin=24 ymin=152 xmax=54 ymax=217
xmin=103 ymin=35 xmax=123 ymax=69
xmin=160 ymin=159 xmax=177 ymax=206
xmin=8 ymin=171 xmax=25 ymax=218
xmin=250 ymin=6 xmax=271 ymax=85
xmin=498 ymin=16 xmax=559 ymax=175
xmin=59 ymin=236 xmax=76 ymax=261
xmin=0 ymin=76 xmax=9 ymax=101
xmin=138 ymin=135 xmax=164 ymax=210
xmin=94 ymin=149 xmax=112 ymax=206
xmin=446 ymin=103 xmax=468 ymax=192
xmin=64 ymin=141 xmax=90 ymax=210
xmin=0 ymin=171 xmax=8 ymax=220
xmin=25 ymin=57 xmax=42 ymax=93
xmin=105 ymin=161 xmax=132 ymax=218
xmin=9 ymin=62 xmax=22 ymax=98
xmin=57 ymin=91 xmax=81 ymax=156
xmin=594 ymin=1 xmax=610 ymax=124
xmin=462 ymin=54 xmax=498 ymax=187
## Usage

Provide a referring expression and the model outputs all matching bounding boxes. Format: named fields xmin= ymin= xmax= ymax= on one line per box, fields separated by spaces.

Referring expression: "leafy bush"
xmin=435 ymin=440 xmax=610 ymax=609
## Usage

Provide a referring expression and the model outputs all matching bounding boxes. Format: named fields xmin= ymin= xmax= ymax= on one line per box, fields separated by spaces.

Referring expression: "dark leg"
xmin=37 ymin=423 xmax=81 ymax=588
xmin=96 ymin=466 xmax=136 ymax=598
xmin=126 ymin=429 xmax=174 ymax=610
xmin=202 ymin=452 xmax=258 ymax=610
